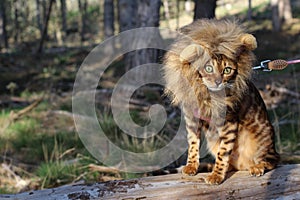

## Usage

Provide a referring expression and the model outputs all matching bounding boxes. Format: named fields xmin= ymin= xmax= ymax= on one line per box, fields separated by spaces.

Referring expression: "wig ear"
xmin=179 ymin=44 xmax=204 ymax=63
xmin=240 ymin=33 xmax=257 ymax=50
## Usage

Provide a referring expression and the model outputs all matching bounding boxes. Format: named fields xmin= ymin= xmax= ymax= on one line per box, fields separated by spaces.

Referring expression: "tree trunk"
xmin=1 ymin=165 xmax=300 ymax=199
xmin=194 ymin=0 xmax=217 ymax=20
xmin=116 ymin=0 xmax=162 ymax=113
xmin=0 ymin=0 xmax=8 ymax=49
xmin=132 ymin=0 xmax=161 ymax=67
xmin=104 ymin=0 xmax=114 ymax=39
xmin=247 ymin=0 xmax=252 ymax=20
xmin=279 ymin=0 xmax=293 ymax=22
xmin=118 ymin=0 xmax=161 ymax=71
xmin=272 ymin=0 xmax=281 ymax=32
xmin=117 ymin=0 xmax=137 ymax=32
xmin=162 ymin=0 xmax=170 ymax=29
xmin=78 ymin=0 xmax=88 ymax=42
xmin=36 ymin=0 xmax=43 ymax=37
xmin=117 ymin=0 xmax=137 ymax=74
xmin=60 ymin=0 xmax=67 ymax=35
xmin=37 ymin=0 xmax=55 ymax=54
xmin=53 ymin=0 xmax=63 ymax=45
xmin=137 ymin=0 xmax=160 ymax=28
xmin=271 ymin=0 xmax=293 ymax=32
xmin=22 ymin=0 xmax=30 ymax=39
xmin=176 ymin=0 xmax=180 ymax=29
xmin=13 ymin=0 xmax=20 ymax=44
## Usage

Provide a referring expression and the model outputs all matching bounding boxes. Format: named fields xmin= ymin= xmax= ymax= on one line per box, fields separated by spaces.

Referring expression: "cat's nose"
xmin=215 ymin=79 xmax=222 ymax=86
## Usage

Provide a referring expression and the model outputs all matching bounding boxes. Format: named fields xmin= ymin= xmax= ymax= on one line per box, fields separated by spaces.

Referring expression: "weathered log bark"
xmin=1 ymin=164 xmax=300 ymax=199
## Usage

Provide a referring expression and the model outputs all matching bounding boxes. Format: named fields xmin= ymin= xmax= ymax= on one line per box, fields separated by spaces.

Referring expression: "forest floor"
xmin=1 ymin=3 xmax=300 ymax=194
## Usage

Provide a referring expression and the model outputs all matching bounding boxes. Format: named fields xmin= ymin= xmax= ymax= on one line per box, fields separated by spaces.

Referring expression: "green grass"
xmin=98 ymin=112 xmax=169 ymax=154
xmin=0 ymin=105 xmax=102 ymax=191
xmin=36 ymin=161 xmax=78 ymax=188
xmin=1 ymin=95 xmax=165 ymax=191
xmin=268 ymin=102 xmax=300 ymax=154
xmin=35 ymin=148 xmax=102 ymax=189
xmin=35 ymin=156 xmax=100 ymax=189
xmin=0 ymin=188 xmax=12 ymax=195
xmin=1 ymin=116 xmax=81 ymax=163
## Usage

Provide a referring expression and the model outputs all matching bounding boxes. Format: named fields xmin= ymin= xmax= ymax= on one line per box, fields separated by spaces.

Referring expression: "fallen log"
xmin=1 ymin=164 xmax=299 ymax=200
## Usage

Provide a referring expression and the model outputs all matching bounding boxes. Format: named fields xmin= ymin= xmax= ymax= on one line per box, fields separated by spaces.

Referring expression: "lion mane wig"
xmin=163 ymin=19 xmax=257 ymax=119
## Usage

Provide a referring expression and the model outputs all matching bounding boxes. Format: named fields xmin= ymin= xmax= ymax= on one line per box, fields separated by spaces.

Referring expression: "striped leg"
xmin=182 ymin=110 xmax=201 ymax=176
xmin=250 ymin=124 xmax=279 ymax=176
xmin=205 ymin=122 xmax=237 ymax=184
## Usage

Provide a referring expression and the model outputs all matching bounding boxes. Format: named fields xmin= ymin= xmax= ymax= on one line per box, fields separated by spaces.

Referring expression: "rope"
xmin=287 ymin=59 xmax=300 ymax=65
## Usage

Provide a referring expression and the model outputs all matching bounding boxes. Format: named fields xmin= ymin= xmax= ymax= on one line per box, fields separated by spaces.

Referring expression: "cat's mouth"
xmin=206 ymin=82 xmax=234 ymax=92
xmin=207 ymin=85 xmax=225 ymax=92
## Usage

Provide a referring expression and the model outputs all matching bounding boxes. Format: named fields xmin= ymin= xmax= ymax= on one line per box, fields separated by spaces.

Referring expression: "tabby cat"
xmin=163 ymin=19 xmax=279 ymax=185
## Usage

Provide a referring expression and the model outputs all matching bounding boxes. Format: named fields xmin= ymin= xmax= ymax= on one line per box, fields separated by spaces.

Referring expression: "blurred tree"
xmin=36 ymin=0 xmax=50 ymax=40
xmin=53 ymin=0 xmax=63 ymax=45
xmin=37 ymin=0 xmax=55 ymax=53
xmin=247 ymin=0 xmax=252 ymax=21
xmin=103 ymin=0 xmax=115 ymax=57
xmin=104 ymin=0 xmax=114 ymax=38
xmin=162 ymin=0 xmax=171 ymax=29
xmin=118 ymin=0 xmax=161 ymax=71
xmin=14 ymin=0 xmax=20 ymax=43
xmin=280 ymin=0 xmax=292 ymax=21
xmin=22 ymin=0 xmax=30 ymax=41
xmin=134 ymin=0 xmax=161 ymax=65
xmin=271 ymin=0 xmax=293 ymax=32
xmin=36 ymin=0 xmax=43 ymax=36
xmin=42 ymin=0 xmax=47 ymax=22
xmin=78 ymin=0 xmax=88 ymax=42
xmin=60 ymin=0 xmax=67 ymax=35
xmin=176 ymin=0 xmax=180 ymax=29
xmin=0 ymin=0 xmax=8 ymax=49
xmin=194 ymin=0 xmax=217 ymax=20
xmin=116 ymin=0 xmax=162 ymax=95
xmin=118 ymin=0 xmax=137 ymax=32
xmin=136 ymin=0 xmax=160 ymax=28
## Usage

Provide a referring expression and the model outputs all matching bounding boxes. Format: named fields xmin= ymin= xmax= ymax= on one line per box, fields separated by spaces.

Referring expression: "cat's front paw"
xmin=182 ymin=164 xmax=198 ymax=176
xmin=249 ymin=164 xmax=265 ymax=176
xmin=205 ymin=172 xmax=224 ymax=185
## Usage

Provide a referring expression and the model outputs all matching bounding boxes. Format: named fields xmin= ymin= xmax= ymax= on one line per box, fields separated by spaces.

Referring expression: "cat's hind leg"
xmin=249 ymin=126 xmax=280 ymax=176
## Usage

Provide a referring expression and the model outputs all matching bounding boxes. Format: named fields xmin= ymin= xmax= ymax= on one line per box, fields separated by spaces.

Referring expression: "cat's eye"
xmin=223 ymin=67 xmax=232 ymax=74
xmin=204 ymin=65 xmax=213 ymax=73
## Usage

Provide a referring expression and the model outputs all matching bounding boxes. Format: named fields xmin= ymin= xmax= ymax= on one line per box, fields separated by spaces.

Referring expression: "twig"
xmin=0 ymin=97 xmax=43 ymax=135
xmin=267 ymin=84 xmax=300 ymax=98
xmin=9 ymin=97 xmax=44 ymax=122
xmin=275 ymin=87 xmax=300 ymax=98
xmin=1 ymin=163 xmax=30 ymax=190
xmin=58 ymin=148 xmax=76 ymax=160
xmin=49 ymin=110 xmax=74 ymax=118
xmin=88 ymin=164 xmax=120 ymax=175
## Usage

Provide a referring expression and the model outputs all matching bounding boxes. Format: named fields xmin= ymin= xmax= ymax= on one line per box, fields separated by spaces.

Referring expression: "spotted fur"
xmin=163 ymin=19 xmax=279 ymax=185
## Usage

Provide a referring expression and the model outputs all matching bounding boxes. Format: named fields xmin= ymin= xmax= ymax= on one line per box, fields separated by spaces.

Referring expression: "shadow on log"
xmin=1 ymin=164 xmax=299 ymax=199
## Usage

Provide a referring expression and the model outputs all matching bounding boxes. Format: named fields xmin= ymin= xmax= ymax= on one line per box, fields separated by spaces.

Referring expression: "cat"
xmin=163 ymin=19 xmax=279 ymax=185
